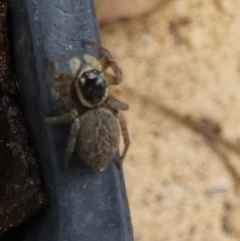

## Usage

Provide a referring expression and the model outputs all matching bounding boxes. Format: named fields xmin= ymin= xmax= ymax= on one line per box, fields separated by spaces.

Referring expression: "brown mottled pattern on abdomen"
xmin=76 ymin=108 xmax=120 ymax=171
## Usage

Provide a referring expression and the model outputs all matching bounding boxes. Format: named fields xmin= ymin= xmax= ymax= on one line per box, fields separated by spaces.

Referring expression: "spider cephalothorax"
xmin=45 ymin=40 xmax=130 ymax=171
xmin=70 ymin=56 xmax=108 ymax=108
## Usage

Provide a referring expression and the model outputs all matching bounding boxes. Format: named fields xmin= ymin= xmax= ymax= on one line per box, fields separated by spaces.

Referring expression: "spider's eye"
xmin=82 ymin=71 xmax=90 ymax=79
xmin=92 ymin=69 xmax=100 ymax=75
xmin=82 ymin=69 xmax=100 ymax=80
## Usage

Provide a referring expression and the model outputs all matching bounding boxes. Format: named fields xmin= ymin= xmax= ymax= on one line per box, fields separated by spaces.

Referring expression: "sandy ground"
xmin=99 ymin=0 xmax=240 ymax=240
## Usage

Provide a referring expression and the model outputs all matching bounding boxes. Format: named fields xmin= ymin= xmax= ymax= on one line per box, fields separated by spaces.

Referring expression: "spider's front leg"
xmin=83 ymin=40 xmax=122 ymax=85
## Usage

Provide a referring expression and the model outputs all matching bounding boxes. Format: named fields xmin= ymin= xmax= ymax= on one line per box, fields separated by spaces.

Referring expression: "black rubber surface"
xmin=3 ymin=0 xmax=134 ymax=240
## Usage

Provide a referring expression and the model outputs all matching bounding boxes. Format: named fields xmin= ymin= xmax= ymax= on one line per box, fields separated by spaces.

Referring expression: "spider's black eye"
xmin=82 ymin=71 xmax=90 ymax=79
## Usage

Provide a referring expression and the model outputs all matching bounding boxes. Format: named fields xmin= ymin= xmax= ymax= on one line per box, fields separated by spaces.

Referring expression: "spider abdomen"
xmin=77 ymin=108 xmax=120 ymax=171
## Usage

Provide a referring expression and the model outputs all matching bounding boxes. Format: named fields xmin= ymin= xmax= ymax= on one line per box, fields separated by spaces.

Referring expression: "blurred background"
xmin=95 ymin=0 xmax=240 ymax=240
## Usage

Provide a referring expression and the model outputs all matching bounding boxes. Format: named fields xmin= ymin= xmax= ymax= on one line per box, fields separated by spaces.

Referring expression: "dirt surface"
xmin=95 ymin=0 xmax=165 ymax=24
xmin=99 ymin=0 xmax=240 ymax=240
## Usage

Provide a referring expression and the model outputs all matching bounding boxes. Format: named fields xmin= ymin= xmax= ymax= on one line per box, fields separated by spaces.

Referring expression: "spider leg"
xmin=47 ymin=58 xmax=60 ymax=79
xmin=83 ymin=40 xmax=122 ymax=84
xmin=64 ymin=117 xmax=81 ymax=169
xmin=98 ymin=56 xmax=122 ymax=84
xmin=106 ymin=95 xmax=129 ymax=111
xmin=46 ymin=59 xmax=73 ymax=100
xmin=83 ymin=40 xmax=114 ymax=59
xmin=44 ymin=110 xmax=78 ymax=124
xmin=104 ymin=73 xmax=121 ymax=85
xmin=115 ymin=111 xmax=130 ymax=168
xmin=45 ymin=59 xmax=59 ymax=99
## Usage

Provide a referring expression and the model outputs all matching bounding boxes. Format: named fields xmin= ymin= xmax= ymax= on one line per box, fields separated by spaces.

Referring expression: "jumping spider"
xmin=45 ymin=40 xmax=130 ymax=171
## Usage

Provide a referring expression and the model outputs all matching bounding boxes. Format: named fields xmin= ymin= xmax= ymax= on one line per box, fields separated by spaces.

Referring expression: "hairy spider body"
xmin=45 ymin=40 xmax=130 ymax=171
xmin=76 ymin=108 xmax=120 ymax=171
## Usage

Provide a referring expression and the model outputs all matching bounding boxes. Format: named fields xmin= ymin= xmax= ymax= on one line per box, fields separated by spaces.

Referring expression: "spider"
xmin=45 ymin=40 xmax=130 ymax=171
